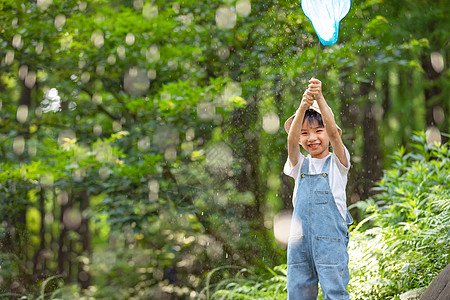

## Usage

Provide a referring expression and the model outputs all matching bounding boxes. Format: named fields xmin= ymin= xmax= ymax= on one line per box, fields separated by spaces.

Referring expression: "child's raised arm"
xmin=305 ymin=78 xmax=348 ymax=168
xmin=287 ymin=92 xmax=314 ymax=168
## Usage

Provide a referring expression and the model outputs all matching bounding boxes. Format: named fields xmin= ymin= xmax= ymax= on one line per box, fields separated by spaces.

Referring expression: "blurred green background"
xmin=0 ymin=0 xmax=448 ymax=299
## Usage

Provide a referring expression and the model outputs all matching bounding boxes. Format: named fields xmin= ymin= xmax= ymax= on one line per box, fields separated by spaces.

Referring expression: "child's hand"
xmin=300 ymin=90 xmax=314 ymax=110
xmin=306 ymin=77 xmax=323 ymax=100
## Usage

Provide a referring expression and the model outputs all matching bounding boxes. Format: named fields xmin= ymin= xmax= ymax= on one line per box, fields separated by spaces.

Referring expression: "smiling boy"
xmin=284 ymin=78 xmax=353 ymax=299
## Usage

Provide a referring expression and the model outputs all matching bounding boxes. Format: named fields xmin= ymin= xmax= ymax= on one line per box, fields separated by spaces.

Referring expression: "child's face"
xmin=299 ymin=119 xmax=330 ymax=159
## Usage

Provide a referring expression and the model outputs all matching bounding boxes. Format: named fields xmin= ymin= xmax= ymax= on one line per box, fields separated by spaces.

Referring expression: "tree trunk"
xmin=33 ymin=189 xmax=47 ymax=275
xmin=78 ymin=191 xmax=92 ymax=289
xmin=361 ymin=81 xmax=383 ymax=199
xmin=58 ymin=191 xmax=69 ymax=277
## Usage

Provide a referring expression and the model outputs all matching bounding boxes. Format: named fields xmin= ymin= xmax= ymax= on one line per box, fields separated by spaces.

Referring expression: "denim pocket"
xmin=287 ymin=236 xmax=308 ymax=265
xmin=315 ymin=235 xmax=340 ymax=265
xmin=314 ymin=190 xmax=330 ymax=204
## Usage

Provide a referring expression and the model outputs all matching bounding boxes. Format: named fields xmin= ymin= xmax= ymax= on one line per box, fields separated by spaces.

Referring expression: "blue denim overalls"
xmin=287 ymin=156 xmax=353 ymax=300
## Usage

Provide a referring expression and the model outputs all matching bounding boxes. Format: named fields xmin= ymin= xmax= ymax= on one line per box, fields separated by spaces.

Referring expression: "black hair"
xmin=302 ymin=109 xmax=324 ymax=128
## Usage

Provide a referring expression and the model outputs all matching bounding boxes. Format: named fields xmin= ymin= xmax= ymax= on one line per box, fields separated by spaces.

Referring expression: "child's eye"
xmin=301 ymin=132 xmax=307 ymax=135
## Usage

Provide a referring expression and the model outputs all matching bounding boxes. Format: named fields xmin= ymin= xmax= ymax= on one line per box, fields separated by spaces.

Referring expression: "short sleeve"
xmin=332 ymin=146 xmax=351 ymax=174
xmin=284 ymin=155 xmax=304 ymax=179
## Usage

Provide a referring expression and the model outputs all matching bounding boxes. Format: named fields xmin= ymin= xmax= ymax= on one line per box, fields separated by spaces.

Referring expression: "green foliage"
xmin=0 ymin=0 xmax=448 ymax=298
xmin=202 ymin=265 xmax=287 ymax=300
xmin=208 ymin=133 xmax=450 ymax=299
xmin=348 ymin=132 xmax=450 ymax=299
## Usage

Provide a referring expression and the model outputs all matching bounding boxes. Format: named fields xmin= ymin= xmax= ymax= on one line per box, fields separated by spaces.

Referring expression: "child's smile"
xmin=300 ymin=120 xmax=330 ymax=159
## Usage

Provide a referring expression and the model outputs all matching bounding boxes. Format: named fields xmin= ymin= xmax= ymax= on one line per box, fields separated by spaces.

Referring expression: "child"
xmin=284 ymin=78 xmax=353 ymax=300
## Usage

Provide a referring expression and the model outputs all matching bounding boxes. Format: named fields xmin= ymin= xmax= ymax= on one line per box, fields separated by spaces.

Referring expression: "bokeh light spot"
xmin=117 ymin=45 xmax=126 ymax=59
xmin=273 ymin=211 xmax=292 ymax=246
xmin=107 ymin=55 xmax=116 ymax=65
xmin=137 ymin=137 xmax=150 ymax=151
xmin=433 ymin=106 xmax=445 ymax=125
xmin=58 ymin=129 xmax=76 ymax=147
xmin=164 ymin=147 xmax=177 ymax=162
xmin=5 ymin=50 xmax=14 ymax=65
xmin=125 ymin=33 xmax=135 ymax=45
xmin=236 ymin=0 xmax=251 ymax=17
xmin=143 ymin=3 xmax=158 ymax=19
xmin=93 ymin=124 xmax=102 ymax=136
xmin=148 ymin=180 xmax=159 ymax=202
xmin=54 ymin=14 xmax=66 ymax=30
xmin=430 ymin=52 xmax=444 ymax=73
xmin=197 ymin=102 xmax=215 ymax=120
xmin=217 ymin=46 xmax=230 ymax=59
xmin=92 ymin=93 xmax=102 ymax=105
xmin=124 ymin=67 xmax=150 ymax=96
xmin=40 ymin=174 xmax=54 ymax=189
xmin=12 ymin=34 xmax=23 ymax=49
xmin=262 ymin=112 xmax=280 ymax=134
xmin=35 ymin=42 xmax=43 ymax=54
xmin=37 ymin=0 xmax=52 ymax=10
xmin=99 ymin=167 xmax=111 ymax=179
xmin=91 ymin=30 xmax=104 ymax=48
xmin=153 ymin=127 xmax=179 ymax=150
xmin=147 ymin=69 xmax=156 ymax=80
xmin=146 ymin=45 xmax=160 ymax=62
xmin=17 ymin=105 xmax=28 ymax=124
xmin=18 ymin=65 xmax=28 ymax=80
xmin=426 ymin=126 xmax=441 ymax=147
xmin=25 ymin=71 xmax=37 ymax=88
xmin=133 ymin=0 xmax=143 ymax=10
xmin=206 ymin=143 xmax=233 ymax=175
xmin=63 ymin=208 xmax=82 ymax=230
xmin=215 ymin=6 xmax=236 ymax=29
xmin=13 ymin=136 xmax=25 ymax=155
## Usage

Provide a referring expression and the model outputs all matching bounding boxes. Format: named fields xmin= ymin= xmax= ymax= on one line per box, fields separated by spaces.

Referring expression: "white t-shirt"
xmin=284 ymin=148 xmax=351 ymax=220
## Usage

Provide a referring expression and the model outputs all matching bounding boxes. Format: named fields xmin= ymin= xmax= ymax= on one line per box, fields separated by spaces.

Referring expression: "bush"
xmin=205 ymin=132 xmax=450 ymax=300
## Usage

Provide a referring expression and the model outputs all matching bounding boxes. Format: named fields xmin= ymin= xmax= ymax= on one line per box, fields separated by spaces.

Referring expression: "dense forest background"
xmin=0 ymin=0 xmax=448 ymax=299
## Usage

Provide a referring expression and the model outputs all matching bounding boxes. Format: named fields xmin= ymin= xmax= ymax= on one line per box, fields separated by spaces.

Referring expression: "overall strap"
xmin=320 ymin=155 xmax=332 ymax=174
xmin=300 ymin=157 xmax=310 ymax=175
